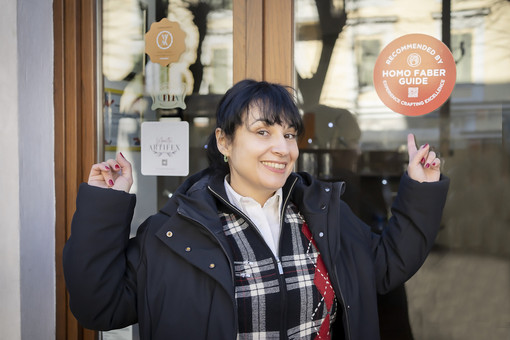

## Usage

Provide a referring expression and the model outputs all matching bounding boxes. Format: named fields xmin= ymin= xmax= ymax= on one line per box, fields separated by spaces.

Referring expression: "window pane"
xmin=295 ymin=0 xmax=510 ymax=339
xmin=99 ymin=0 xmax=233 ymax=337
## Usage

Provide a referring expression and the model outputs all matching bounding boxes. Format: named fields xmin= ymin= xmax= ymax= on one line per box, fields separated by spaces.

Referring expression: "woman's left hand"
xmin=406 ymin=133 xmax=441 ymax=183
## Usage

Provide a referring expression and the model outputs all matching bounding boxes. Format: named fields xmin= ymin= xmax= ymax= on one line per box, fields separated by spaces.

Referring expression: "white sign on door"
xmin=141 ymin=121 xmax=189 ymax=176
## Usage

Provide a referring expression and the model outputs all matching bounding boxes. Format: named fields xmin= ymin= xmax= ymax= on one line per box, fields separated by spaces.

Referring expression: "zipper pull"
xmin=276 ymin=258 xmax=283 ymax=274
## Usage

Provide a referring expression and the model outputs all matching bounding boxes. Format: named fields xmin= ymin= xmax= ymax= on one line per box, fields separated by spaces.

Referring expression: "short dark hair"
xmin=206 ymin=79 xmax=304 ymax=174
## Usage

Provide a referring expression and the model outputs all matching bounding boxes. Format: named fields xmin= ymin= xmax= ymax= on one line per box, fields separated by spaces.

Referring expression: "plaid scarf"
xmin=220 ymin=202 xmax=337 ymax=340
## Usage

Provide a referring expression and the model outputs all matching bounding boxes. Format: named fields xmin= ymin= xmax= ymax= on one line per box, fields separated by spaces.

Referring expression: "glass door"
xmin=99 ymin=1 xmax=233 ymax=338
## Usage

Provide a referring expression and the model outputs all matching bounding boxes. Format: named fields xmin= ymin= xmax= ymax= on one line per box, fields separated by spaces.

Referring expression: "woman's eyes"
xmin=256 ymin=130 xmax=296 ymax=140
xmin=257 ymin=130 xmax=270 ymax=136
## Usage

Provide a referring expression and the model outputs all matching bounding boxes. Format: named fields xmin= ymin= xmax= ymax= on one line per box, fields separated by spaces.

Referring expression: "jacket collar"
xmin=160 ymin=169 xmax=225 ymax=236
xmin=205 ymin=171 xmax=301 ymax=219
xmin=160 ymin=169 xmax=344 ymax=222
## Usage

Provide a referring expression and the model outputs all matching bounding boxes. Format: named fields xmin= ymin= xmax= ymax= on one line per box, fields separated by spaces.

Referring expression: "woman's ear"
xmin=215 ymin=128 xmax=230 ymax=156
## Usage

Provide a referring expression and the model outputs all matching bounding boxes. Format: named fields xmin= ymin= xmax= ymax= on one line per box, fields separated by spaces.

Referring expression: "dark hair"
xmin=206 ymin=79 xmax=304 ymax=174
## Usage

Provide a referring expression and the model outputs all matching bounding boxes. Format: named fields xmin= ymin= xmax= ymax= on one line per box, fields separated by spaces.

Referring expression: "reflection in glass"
xmin=296 ymin=0 xmax=510 ymax=339
xmin=99 ymin=1 xmax=233 ymax=338
xmin=103 ymin=0 xmax=145 ymax=82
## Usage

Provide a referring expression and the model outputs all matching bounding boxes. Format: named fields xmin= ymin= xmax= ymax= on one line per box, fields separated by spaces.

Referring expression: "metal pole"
xmin=440 ymin=0 xmax=452 ymax=157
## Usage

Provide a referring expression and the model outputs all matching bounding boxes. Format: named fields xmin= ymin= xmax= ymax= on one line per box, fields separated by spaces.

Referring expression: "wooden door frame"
xmin=54 ymin=0 xmax=98 ymax=339
xmin=233 ymin=0 xmax=294 ymax=85
xmin=54 ymin=1 xmax=293 ymax=339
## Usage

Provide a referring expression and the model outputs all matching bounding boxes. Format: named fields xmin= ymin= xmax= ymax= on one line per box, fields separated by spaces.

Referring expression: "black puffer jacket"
xmin=63 ymin=169 xmax=449 ymax=339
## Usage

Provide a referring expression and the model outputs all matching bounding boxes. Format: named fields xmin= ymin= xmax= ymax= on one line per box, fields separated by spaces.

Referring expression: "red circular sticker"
xmin=373 ymin=33 xmax=456 ymax=116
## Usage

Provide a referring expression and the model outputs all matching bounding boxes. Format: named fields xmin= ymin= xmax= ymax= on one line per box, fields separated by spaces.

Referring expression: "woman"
xmin=63 ymin=79 xmax=449 ymax=339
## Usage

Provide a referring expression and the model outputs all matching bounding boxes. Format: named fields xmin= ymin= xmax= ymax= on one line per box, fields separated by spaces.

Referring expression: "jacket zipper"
xmin=209 ymin=183 xmax=297 ymax=340
xmin=208 ymin=185 xmax=288 ymax=273
xmin=276 ymin=178 xmax=298 ymax=339
xmin=207 ymin=186 xmax=276 ymax=254
xmin=277 ymin=177 xmax=298 ymax=256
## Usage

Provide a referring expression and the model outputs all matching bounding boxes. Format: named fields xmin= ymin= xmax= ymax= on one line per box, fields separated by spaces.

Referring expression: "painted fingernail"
xmin=108 ymin=179 xmax=114 ymax=186
xmin=115 ymin=164 xmax=120 ymax=170
xmin=432 ymin=162 xmax=436 ymax=166
xmin=105 ymin=166 xmax=110 ymax=170
xmin=120 ymin=152 xmax=125 ymax=159
xmin=421 ymin=157 xmax=426 ymax=164
xmin=425 ymin=163 xmax=430 ymax=168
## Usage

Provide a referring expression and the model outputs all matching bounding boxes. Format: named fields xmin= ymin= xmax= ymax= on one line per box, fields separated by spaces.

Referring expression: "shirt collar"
xmin=223 ymin=175 xmax=283 ymax=212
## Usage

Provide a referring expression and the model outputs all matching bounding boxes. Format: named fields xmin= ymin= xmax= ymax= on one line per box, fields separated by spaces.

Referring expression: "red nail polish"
xmin=432 ymin=162 xmax=436 ymax=166
xmin=421 ymin=158 xmax=425 ymax=164
xmin=115 ymin=164 xmax=120 ymax=170
xmin=120 ymin=152 xmax=125 ymax=159
xmin=425 ymin=163 xmax=430 ymax=168
xmin=108 ymin=179 xmax=114 ymax=186
xmin=422 ymin=143 xmax=429 ymax=148
xmin=105 ymin=166 xmax=110 ymax=170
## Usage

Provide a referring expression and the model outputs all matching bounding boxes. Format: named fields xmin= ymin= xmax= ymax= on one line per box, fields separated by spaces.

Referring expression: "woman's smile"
xmin=261 ymin=161 xmax=287 ymax=171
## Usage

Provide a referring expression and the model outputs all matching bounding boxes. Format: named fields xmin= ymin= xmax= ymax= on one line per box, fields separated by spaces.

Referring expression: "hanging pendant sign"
xmin=145 ymin=18 xmax=186 ymax=67
xmin=373 ymin=33 xmax=456 ymax=116
xmin=151 ymin=83 xmax=187 ymax=111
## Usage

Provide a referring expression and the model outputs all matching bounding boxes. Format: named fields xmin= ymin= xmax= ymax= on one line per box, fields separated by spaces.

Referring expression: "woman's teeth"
xmin=262 ymin=162 xmax=285 ymax=169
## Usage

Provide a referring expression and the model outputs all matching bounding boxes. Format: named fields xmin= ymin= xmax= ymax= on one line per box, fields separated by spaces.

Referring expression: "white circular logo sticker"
xmin=156 ymin=31 xmax=174 ymax=50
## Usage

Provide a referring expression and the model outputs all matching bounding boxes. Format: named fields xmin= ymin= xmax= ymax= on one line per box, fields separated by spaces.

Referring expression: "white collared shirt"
xmin=224 ymin=177 xmax=283 ymax=258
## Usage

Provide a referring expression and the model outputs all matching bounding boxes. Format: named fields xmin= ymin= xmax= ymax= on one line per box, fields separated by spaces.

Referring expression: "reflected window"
xmin=452 ymin=32 xmax=472 ymax=83
xmin=356 ymin=39 xmax=380 ymax=88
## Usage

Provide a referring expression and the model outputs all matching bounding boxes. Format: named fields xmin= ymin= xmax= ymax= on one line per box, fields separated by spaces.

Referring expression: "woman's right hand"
xmin=88 ymin=152 xmax=133 ymax=193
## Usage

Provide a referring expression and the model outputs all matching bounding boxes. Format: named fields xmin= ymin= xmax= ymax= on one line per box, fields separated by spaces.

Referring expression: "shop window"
xmin=295 ymin=0 xmax=510 ymax=339
xmin=99 ymin=0 xmax=233 ymax=338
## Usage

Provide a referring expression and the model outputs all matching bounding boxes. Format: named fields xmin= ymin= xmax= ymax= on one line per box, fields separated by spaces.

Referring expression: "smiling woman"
xmin=63 ymin=79 xmax=449 ymax=340
xmin=206 ymin=79 xmax=304 ymax=173
xmin=209 ymin=80 xmax=303 ymax=205
xmin=216 ymin=111 xmax=299 ymax=205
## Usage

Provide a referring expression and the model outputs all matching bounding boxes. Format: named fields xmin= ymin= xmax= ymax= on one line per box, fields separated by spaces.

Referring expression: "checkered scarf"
xmin=220 ymin=202 xmax=337 ymax=340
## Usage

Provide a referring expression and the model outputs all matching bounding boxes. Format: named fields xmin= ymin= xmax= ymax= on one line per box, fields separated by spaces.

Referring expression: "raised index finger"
xmin=116 ymin=152 xmax=133 ymax=178
xmin=407 ymin=133 xmax=418 ymax=157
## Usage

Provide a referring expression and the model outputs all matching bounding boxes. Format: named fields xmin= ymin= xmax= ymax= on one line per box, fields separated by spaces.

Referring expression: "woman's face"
xmin=216 ymin=106 xmax=299 ymax=205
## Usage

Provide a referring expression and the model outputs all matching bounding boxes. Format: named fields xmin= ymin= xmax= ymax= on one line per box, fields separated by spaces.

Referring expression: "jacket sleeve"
xmin=63 ymin=183 xmax=141 ymax=331
xmin=373 ymin=172 xmax=450 ymax=294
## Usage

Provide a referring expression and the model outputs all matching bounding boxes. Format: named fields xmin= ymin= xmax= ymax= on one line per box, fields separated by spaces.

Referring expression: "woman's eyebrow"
xmin=248 ymin=119 xmax=297 ymax=130
xmin=247 ymin=118 xmax=268 ymax=127
xmin=281 ymin=122 xmax=297 ymax=130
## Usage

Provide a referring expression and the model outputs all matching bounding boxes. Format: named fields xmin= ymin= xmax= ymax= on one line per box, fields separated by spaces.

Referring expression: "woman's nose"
xmin=271 ymin=134 xmax=289 ymax=155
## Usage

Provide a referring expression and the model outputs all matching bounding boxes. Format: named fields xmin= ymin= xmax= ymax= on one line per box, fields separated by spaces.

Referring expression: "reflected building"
xmin=295 ymin=1 xmax=510 ymax=339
